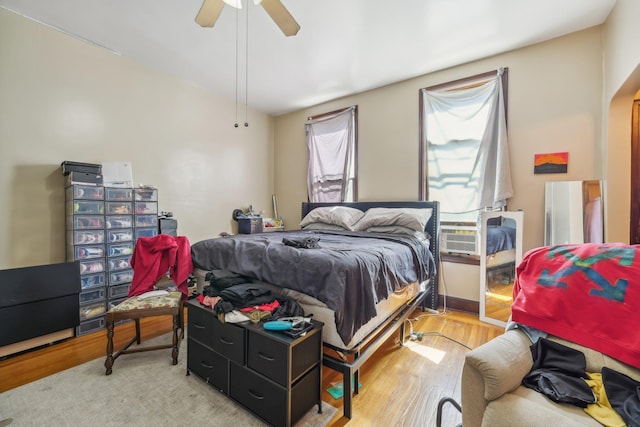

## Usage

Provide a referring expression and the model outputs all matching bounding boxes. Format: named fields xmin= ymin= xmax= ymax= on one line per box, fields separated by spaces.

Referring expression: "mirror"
xmin=544 ymin=180 xmax=603 ymax=245
xmin=479 ymin=211 xmax=524 ymax=327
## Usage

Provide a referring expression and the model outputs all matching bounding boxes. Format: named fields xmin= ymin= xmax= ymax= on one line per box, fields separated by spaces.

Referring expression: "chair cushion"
xmin=109 ymin=291 xmax=182 ymax=312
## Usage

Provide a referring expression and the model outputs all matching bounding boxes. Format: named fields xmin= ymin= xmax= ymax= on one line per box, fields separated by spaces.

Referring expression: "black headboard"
xmin=301 ymin=201 xmax=440 ymax=311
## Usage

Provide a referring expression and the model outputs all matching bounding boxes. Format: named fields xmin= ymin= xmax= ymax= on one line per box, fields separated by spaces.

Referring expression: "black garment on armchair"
xmin=522 ymin=338 xmax=596 ymax=407
xmin=602 ymin=366 xmax=640 ymax=427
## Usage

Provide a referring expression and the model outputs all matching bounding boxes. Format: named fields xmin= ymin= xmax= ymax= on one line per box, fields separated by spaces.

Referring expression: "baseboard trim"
xmin=439 ymin=294 xmax=478 ymax=314
xmin=0 ymin=328 xmax=75 ymax=358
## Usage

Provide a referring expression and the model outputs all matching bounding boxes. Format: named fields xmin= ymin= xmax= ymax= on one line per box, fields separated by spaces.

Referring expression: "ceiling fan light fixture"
xmin=223 ymin=0 xmax=243 ymax=9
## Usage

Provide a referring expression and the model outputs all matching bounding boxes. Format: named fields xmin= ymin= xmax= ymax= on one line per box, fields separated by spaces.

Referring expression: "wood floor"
xmin=0 ymin=308 xmax=503 ymax=427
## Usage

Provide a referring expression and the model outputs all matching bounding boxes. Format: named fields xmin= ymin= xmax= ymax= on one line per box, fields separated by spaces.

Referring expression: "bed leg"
xmin=353 ymin=350 xmax=360 ymax=394
xmin=344 ymin=365 xmax=353 ymax=419
xmin=399 ymin=321 xmax=406 ymax=346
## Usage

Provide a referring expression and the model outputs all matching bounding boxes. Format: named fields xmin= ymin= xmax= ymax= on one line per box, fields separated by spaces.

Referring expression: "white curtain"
xmin=305 ymin=106 xmax=356 ymax=202
xmin=423 ymin=69 xmax=513 ymax=216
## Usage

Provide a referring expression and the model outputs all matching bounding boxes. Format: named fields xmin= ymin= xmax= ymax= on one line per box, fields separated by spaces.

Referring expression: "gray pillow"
xmin=299 ymin=206 xmax=365 ymax=231
xmin=354 ymin=208 xmax=433 ymax=232
xmin=366 ymin=225 xmax=430 ymax=241
xmin=302 ymin=222 xmax=346 ymax=231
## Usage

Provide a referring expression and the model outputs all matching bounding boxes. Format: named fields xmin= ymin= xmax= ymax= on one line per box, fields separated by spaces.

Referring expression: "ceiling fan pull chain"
xmin=234 ymin=4 xmax=239 ymax=128
xmin=244 ymin=2 xmax=249 ymax=127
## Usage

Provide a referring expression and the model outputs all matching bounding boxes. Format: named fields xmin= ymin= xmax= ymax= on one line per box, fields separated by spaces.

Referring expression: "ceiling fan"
xmin=195 ymin=0 xmax=300 ymax=37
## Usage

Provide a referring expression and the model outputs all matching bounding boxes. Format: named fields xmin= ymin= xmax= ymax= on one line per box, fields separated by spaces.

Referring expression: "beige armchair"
xmin=461 ymin=328 xmax=640 ymax=427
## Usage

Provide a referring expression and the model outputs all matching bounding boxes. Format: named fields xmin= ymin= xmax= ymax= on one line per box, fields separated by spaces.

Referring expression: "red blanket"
xmin=511 ymin=243 xmax=640 ymax=369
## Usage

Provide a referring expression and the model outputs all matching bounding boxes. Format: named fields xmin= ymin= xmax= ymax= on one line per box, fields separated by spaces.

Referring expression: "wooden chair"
xmin=104 ymin=291 xmax=184 ymax=375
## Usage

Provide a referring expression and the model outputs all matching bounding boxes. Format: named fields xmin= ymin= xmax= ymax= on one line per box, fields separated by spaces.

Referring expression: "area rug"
xmin=0 ymin=333 xmax=336 ymax=426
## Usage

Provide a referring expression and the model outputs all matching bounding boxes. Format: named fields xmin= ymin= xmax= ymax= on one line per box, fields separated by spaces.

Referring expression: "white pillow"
xmin=299 ymin=206 xmax=365 ymax=231
xmin=354 ymin=208 xmax=433 ymax=232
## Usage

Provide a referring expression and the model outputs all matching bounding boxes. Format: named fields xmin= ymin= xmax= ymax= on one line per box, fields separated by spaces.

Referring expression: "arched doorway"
xmin=631 ymin=94 xmax=640 ymax=244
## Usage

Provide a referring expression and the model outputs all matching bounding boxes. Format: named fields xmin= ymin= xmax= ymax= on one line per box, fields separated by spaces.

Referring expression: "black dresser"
xmin=186 ymin=300 xmax=323 ymax=427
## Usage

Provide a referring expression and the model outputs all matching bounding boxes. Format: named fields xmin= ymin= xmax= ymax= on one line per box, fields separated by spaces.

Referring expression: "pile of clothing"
xmin=196 ymin=270 xmax=305 ymax=324
xmin=523 ymin=338 xmax=640 ymax=427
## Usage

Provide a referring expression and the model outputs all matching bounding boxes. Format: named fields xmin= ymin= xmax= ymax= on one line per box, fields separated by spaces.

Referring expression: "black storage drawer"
xmin=188 ymin=339 xmax=229 ymax=393
xmin=291 ymin=366 xmax=321 ymax=425
xmin=211 ymin=319 xmax=245 ymax=364
xmin=188 ymin=305 xmax=215 ymax=348
xmin=291 ymin=329 xmax=322 ymax=382
xmin=0 ymin=261 xmax=81 ymax=308
xmin=0 ymin=294 xmax=79 ymax=346
xmin=230 ymin=362 xmax=287 ymax=427
xmin=247 ymin=330 xmax=289 ymax=386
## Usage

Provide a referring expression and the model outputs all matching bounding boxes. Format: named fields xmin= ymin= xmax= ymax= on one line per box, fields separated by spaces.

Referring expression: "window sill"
xmin=440 ymin=253 xmax=480 ymax=266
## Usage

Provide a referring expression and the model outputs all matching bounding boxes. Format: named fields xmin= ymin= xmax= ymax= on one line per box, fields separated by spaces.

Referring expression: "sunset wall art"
xmin=534 ymin=151 xmax=568 ymax=174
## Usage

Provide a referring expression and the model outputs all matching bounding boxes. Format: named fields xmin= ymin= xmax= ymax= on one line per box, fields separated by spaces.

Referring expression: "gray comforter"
xmin=191 ymin=230 xmax=435 ymax=344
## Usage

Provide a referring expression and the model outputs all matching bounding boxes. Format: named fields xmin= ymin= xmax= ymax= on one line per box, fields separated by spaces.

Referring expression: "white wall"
xmin=602 ymin=0 xmax=640 ymax=243
xmin=0 ymin=9 xmax=275 ymax=269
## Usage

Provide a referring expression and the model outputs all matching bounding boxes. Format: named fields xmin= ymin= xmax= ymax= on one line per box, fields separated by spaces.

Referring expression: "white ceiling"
xmin=0 ymin=0 xmax=616 ymax=116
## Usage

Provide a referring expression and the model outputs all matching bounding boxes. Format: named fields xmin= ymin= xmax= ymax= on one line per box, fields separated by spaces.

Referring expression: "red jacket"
xmin=128 ymin=234 xmax=193 ymax=297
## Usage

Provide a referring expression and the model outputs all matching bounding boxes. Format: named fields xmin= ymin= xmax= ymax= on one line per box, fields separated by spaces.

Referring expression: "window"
xmin=419 ymin=69 xmax=512 ymax=223
xmin=305 ymin=106 xmax=358 ymax=202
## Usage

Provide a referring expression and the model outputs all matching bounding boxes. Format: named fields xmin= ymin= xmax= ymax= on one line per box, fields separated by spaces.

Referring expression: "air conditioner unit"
xmin=440 ymin=225 xmax=480 ymax=255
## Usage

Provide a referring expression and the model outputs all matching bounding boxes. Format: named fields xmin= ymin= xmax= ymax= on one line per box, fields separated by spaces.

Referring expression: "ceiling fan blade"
xmin=195 ymin=0 xmax=225 ymax=28
xmin=259 ymin=0 xmax=300 ymax=37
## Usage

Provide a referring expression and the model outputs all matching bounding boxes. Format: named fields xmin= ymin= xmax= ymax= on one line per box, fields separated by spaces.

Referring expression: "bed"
xmin=190 ymin=201 xmax=440 ymax=419
xmin=485 ymin=216 xmax=517 ymax=271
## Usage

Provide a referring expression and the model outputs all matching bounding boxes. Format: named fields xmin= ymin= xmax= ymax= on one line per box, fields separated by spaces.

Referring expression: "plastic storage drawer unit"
xmin=107 ymin=229 xmax=134 ymax=243
xmin=68 ymin=244 xmax=106 ymax=260
xmin=66 ymin=184 xmax=104 ymax=200
xmin=105 ymin=188 xmax=133 ymax=201
xmin=108 ymin=283 xmax=130 ymax=300
xmin=108 ymin=256 xmax=131 ymax=272
xmin=106 ymin=215 xmax=133 ymax=229
xmin=134 ymin=202 xmax=158 ymax=215
xmin=67 ymin=215 xmax=105 ymax=230
xmin=76 ymin=316 xmax=105 ymax=336
xmin=68 ymin=230 xmax=105 ymax=245
xmin=80 ymin=273 xmax=106 ymax=290
xmin=135 ymin=228 xmax=158 ymax=239
xmin=67 ymin=200 xmax=104 ymax=215
xmin=79 ymin=287 xmax=106 ymax=305
xmin=80 ymin=301 xmax=106 ymax=321
xmin=108 ymin=242 xmax=134 ymax=257
xmin=79 ymin=258 xmax=106 ymax=275
xmin=134 ymin=187 xmax=158 ymax=202
xmin=135 ymin=215 xmax=158 ymax=228
xmin=106 ymin=202 xmax=132 ymax=215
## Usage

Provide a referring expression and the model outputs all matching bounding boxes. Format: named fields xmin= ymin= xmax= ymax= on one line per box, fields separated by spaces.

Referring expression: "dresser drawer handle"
xmin=258 ymin=352 xmax=275 ymax=361
xmin=193 ymin=323 xmax=206 ymax=329
xmin=219 ymin=337 xmax=234 ymax=345
xmin=201 ymin=361 xmax=213 ymax=369
xmin=248 ymin=389 xmax=265 ymax=400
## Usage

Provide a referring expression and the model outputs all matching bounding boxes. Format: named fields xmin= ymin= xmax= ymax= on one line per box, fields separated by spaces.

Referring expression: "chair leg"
xmin=134 ymin=318 xmax=141 ymax=345
xmin=171 ymin=313 xmax=180 ymax=365
xmin=105 ymin=320 xmax=115 ymax=375
xmin=178 ymin=305 xmax=185 ymax=340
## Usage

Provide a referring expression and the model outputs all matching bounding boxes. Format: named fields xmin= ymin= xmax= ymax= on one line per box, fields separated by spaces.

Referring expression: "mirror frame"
xmin=479 ymin=210 xmax=524 ymax=327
